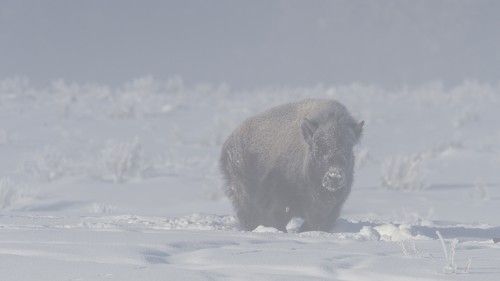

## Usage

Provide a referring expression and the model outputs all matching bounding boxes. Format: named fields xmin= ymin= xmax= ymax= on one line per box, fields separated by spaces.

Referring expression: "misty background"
xmin=1 ymin=0 xmax=500 ymax=89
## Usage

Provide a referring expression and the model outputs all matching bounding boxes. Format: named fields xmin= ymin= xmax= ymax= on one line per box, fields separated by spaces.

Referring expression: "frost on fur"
xmin=220 ymin=99 xmax=363 ymax=232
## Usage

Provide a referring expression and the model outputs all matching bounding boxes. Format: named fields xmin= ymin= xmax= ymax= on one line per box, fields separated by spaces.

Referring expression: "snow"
xmin=1 ymin=77 xmax=500 ymax=280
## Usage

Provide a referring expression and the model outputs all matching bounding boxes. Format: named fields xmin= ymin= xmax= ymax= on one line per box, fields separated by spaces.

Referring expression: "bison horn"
xmin=354 ymin=120 xmax=364 ymax=139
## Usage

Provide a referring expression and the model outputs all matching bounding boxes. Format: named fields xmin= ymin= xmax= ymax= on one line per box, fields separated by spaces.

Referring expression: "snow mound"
xmin=374 ymin=223 xmax=428 ymax=241
xmin=252 ymin=225 xmax=283 ymax=233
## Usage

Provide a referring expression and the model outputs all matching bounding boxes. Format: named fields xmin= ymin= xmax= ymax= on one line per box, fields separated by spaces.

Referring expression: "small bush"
xmin=97 ymin=138 xmax=145 ymax=183
xmin=23 ymin=146 xmax=66 ymax=182
xmin=381 ymin=154 xmax=427 ymax=191
xmin=0 ymin=178 xmax=25 ymax=209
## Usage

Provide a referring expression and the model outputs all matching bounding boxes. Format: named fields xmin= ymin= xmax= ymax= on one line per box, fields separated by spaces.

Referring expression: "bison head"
xmin=301 ymin=116 xmax=364 ymax=192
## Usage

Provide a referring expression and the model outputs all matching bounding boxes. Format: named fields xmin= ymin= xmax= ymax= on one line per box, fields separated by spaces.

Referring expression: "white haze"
xmin=1 ymin=1 xmax=500 ymax=280
xmin=1 ymin=0 xmax=500 ymax=88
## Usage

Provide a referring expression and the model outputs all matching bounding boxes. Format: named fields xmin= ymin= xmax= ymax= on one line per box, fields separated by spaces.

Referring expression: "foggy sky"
xmin=1 ymin=0 xmax=499 ymax=89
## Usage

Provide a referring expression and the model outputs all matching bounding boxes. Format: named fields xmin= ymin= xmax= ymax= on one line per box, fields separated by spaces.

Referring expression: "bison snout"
xmin=322 ymin=167 xmax=345 ymax=192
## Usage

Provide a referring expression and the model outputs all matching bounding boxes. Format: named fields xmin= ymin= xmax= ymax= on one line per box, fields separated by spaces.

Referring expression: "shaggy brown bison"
xmin=220 ymin=99 xmax=363 ymax=232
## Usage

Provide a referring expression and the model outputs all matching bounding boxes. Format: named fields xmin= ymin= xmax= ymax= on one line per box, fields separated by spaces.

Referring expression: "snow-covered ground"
xmin=1 ymin=77 xmax=499 ymax=280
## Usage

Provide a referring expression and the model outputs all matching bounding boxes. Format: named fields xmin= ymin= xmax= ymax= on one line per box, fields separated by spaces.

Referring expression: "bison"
xmin=220 ymin=99 xmax=363 ymax=232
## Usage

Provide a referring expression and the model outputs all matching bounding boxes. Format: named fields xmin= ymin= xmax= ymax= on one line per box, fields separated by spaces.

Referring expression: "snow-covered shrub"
xmin=97 ymin=138 xmax=145 ymax=183
xmin=0 ymin=178 xmax=32 ymax=209
xmin=23 ymin=146 xmax=67 ymax=182
xmin=436 ymin=231 xmax=474 ymax=274
xmin=436 ymin=231 xmax=460 ymax=274
xmin=102 ymin=76 xmax=187 ymax=119
xmin=0 ymin=77 xmax=33 ymax=101
xmin=109 ymin=103 xmax=137 ymax=119
xmin=50 ymin=79 xmax=79 ymax=114
xmin=355 ymin=147 xmax=371 ymax=170
xmin=0 ymin=177 xmax=18 ymax=209
xmin=398 ymin=239 xmax=420 ymax=257
xmin=469 ymin=181 xmax=491 ymax=201
xmin=381 ymin=154 xmax=427 ymax=191
xmin=88 ymin=203 xmax=116 ymax=214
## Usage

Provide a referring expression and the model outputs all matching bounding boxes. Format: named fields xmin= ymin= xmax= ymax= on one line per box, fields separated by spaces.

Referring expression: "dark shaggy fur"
xmin=220 ymin=99 xmax=363 ymax=232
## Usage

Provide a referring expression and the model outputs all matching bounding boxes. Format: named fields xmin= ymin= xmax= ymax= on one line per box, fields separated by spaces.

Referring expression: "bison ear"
xmin=301 ymin=118 xmax=318 ymax=145
xmin=354 ymin=120 xmax=364 ymax=140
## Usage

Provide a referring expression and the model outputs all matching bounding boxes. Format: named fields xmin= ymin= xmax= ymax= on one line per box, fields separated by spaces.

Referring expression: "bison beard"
xmin=220 ymin=99 xmax=363 ymax=232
